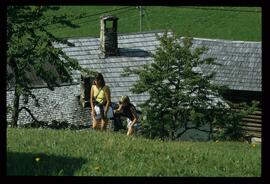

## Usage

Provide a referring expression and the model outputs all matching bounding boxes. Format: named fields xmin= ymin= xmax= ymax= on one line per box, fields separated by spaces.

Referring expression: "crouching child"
xmin=114 ymin=96 xmax=140 ymax=136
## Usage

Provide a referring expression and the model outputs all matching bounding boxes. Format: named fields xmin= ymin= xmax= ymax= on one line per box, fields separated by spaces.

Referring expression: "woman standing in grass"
xmin=90 ymin=73 xmax=113 ymax=130
xmin=114 ymin=96 xmax=140 ymax=136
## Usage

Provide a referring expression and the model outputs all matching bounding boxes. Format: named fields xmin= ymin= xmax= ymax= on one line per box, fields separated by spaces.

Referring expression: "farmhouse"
xmin=6 ymin=16 xmax=261 ymax=138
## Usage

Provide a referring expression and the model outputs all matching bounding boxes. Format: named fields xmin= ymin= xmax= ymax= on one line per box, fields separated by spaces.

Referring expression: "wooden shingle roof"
xmin=53 ymin=31 xmax=261 ymax=106
xmin=193 ymin=38 xmax=261 ymax=92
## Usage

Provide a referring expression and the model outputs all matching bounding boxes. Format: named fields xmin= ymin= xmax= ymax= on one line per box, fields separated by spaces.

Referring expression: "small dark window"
xmin=80 ymin=75 xmax=93 ymax=108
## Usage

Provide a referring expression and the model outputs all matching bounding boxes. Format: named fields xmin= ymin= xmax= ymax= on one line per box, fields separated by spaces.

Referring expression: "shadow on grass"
xmin=7 ymin=151 xmax=87 ymax=176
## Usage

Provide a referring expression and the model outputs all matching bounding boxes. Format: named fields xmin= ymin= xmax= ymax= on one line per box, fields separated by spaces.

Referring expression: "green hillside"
xmin=45 ymin=6 xmax=261 ymax=41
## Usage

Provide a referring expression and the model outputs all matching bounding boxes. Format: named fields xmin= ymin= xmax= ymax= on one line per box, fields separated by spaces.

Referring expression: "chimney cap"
xmin=100 ymin=15 xmax=118 ymax=21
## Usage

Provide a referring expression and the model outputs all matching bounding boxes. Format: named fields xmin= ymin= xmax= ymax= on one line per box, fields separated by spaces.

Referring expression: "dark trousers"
xmin=113 ymin=112 xmax=124 ymax=131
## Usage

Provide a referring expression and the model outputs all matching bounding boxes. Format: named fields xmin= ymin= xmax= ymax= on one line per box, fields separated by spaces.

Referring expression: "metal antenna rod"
xmin=139 ymin=6 xmax=143 ymax=32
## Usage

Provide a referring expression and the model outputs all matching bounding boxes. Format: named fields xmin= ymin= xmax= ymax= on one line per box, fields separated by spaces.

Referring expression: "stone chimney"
xmin=100 ymin=15 xmax=119 ymax=57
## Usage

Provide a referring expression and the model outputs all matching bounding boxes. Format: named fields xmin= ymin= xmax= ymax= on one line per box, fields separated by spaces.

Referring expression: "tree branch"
xmin=18 ymin=106 xmax=41 ymax=123
xmin=6 ymin=85 xmax=13 ymax=91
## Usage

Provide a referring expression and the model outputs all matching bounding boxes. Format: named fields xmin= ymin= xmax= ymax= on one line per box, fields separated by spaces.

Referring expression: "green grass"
xmin=45 ymin=6 xmax=261 ymax=41
xmin=7 ymin=128 xmax=261 ymax=176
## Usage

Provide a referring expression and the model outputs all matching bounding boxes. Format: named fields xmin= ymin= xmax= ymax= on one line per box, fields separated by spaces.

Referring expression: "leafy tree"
xmin=123 ymin=31 xmax=255 ymax=140
xmin=7 ymin=6 xmax=90 ymax=127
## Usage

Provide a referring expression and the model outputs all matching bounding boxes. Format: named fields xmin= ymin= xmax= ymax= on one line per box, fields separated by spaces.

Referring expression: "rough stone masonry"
xmin=6 ymin=84 xmax=91 ymax=126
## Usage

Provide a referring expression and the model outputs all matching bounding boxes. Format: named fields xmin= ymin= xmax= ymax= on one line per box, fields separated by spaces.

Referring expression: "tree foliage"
xmin=123 ymin=31 xmax=256 ymax=140
xmin=7 ymin=6 xmax=91 ymax=127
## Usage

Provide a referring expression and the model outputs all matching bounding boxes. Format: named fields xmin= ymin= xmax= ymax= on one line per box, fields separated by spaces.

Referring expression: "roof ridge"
xmin=192 ymin=37 xmax=261 ymax=44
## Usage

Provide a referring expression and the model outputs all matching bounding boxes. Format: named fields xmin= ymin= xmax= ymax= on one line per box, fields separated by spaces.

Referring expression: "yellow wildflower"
xmin=35 ymin=157 xmax=41 ymax=162
xmin=95 ymin=166 xmax=100 ymax=171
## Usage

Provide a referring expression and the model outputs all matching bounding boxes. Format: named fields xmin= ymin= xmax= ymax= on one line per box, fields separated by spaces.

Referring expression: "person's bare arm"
xmin=104 ymin=86 xmax=111 ymax=116
xmin=114 ymin=104 xmax=123 ymax=113
xmin=129 ymin=107 xmax=138 ymax=127
xmin=90 ymin=85 xmax=96 ymax=116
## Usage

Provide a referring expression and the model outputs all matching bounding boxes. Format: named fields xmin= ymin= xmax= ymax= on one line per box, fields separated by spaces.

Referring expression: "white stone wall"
xmin=6 ymin=85 xmax=91 ymax=126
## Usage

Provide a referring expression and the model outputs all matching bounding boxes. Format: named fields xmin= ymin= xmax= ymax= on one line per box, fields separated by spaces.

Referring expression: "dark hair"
xmin=94 ymin=73 xmax=105 ymax=87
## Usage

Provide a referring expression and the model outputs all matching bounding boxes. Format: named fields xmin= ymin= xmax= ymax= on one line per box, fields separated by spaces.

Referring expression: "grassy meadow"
xmin=7 ymin=6 xmax=262 ymax=176
xmin=45 ymin=6 xmax=261 ymax=41
xmin=7 ymin=128 xmax=261 ymax=176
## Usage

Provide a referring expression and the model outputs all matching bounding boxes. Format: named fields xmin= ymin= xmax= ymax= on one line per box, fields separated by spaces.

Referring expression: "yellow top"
xmin=91 ymin=85 xmax=110 ymax=104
